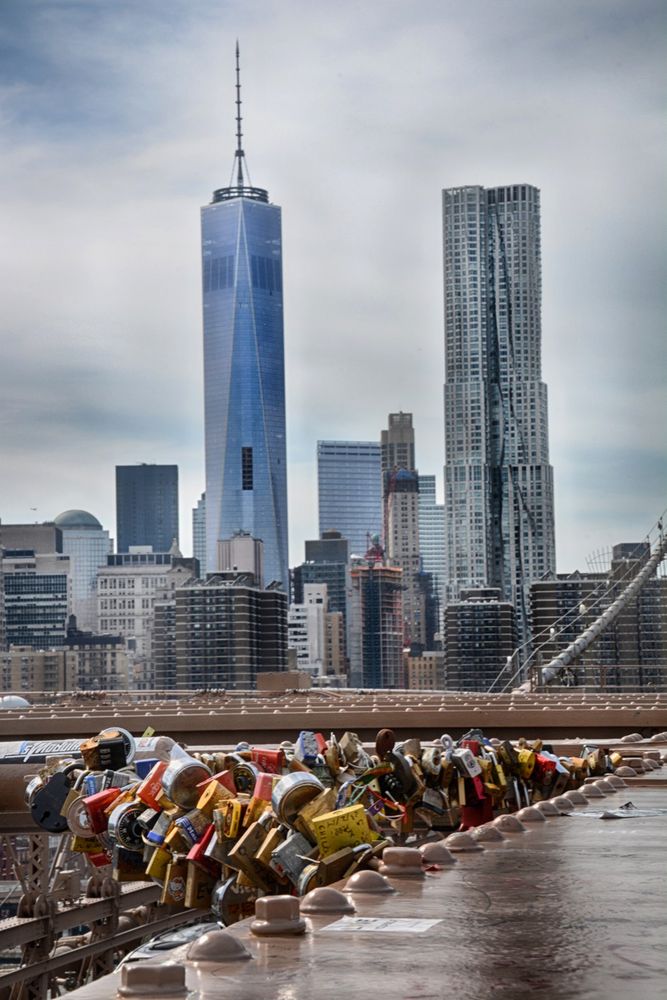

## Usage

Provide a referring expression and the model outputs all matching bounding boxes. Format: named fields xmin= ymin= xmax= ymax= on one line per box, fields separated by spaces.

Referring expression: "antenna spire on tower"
xmin=214 ymin=42 xmax=268 ymax=202
xmin=235 ymin=40 xmax=245 ymax=187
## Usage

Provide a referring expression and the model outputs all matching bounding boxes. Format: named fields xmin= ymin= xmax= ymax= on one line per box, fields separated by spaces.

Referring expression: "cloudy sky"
xmin=0 ymin=0 xmax=665 ymax=571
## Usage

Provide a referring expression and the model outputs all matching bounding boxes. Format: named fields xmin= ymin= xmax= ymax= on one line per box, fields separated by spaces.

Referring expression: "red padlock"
xmin=250 ymin=748 xmax=284 ymax=774
xmin=197 ymin=769 xmax=236 ymax=794
xmin=136 ymin=761 xmax=168 ymax=809
xmin=187 ymin=824 xmax=218 ymax=874
xmin=83 ymin=788 xmax=122 ymax=834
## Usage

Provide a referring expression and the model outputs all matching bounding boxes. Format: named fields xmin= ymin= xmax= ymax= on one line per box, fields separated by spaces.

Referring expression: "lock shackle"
xmin=62 ymin=761 xmax=85 ymax=778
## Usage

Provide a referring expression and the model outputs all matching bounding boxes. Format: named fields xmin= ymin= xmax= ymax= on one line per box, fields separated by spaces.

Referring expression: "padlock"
xmin=375 ymin=728 xmax=396 ymax=759
xmin=146 ymin=845 xmax=172 ymax=881
xmin=269 ymin=831 xmax=314 ymax=885
xmin=254 ymin=826 xmax=285 ymax=871
xmin=204 ymin=830 xmax=236 ymax=867
xmin=517 ymin=748 xmax=536 ymax=780
xmin=162 ymin=757 xmax=212 ymax=808
xmin=135 ymin=758 xmax=159 ymax=780
xmin=144 ymin=811 xmax=172 ymax=847
xmin=136 ymin=807 xmax=161 ymax=833
xmin=271 ymin=772 xmax=324 ymax=827
xmin=112 ymin=845 xmax=147 ymax=882
xmin=339 ymin=732 xmax=372 ymax=771
xmin=227 ymin=822 xmax=275 ymax=891
xmin=160 ymin=856 xmax=188 ymax=905
xmin=312 ymin=845 xmax=360 ymax=886
xmin=83 ymin=787 xmax=123 ymax=834
xmin=186 ymin=824 xmax=217 ymax=874
xmin=295 ymin=731 xmax=320 ymax=766
xmin=311 ymin=803 xmax=375 ymax=858
xmin=30 ymin=763 xmax=82 ymax=833
xmin=243 ymin=795 xmax=271 ymax=829
xmin=452 ymin=748 xmax=482 ymax=779
xmin=421 ymin=747 xmax=442 ymax=780
xmin=498 ymin=740 xmax=521 ymax=776
xmin=214 ymin=799 xmax=245 ymax=840
xmin=136 ymin=761 xmax=168 ymax=810
xmin=71 ymin=835 xmax=103 ymax=854
xmin=175 ymin=809 xmax=210 ymax=847
xmin=82 ymin=773 xmax=106 ymax=797
xmin=67 ymin=796 xmax=95 ymax=837
xmin=385 ymin=749 xmax=419 ymax=798
xmin=250 ymin=748 xmax=284 ymax=774
xmin=292 ymin=788 xmax=337 ymax=843
xmin=101 ymin=769 xmax=135 ymax=790
xmin=484 ymin=748 xmax=508 ymax=797
xmin=252 ymin=772 xmax=279 ymax=802
xmin=96 ymin=727 xmax=136 ymax=764
xmin=197 ymin=770 xmax=236 ymax=795
xmin=231 ymin=760 xmax=259 ymax=795
xmin=185 ymin=862 xmax=217 ymax=908
xmin=108 ymin=801 xmax=145 ymax=852
xmin=80 ymin=734 xmax=127 ymax=771
xmin=212 ymin=874 xmax=259 ymax=927
xmin=419 ymin=786 xmax=447 ymax=816
xmin=196 ymin=779 xmax=232 ymax=818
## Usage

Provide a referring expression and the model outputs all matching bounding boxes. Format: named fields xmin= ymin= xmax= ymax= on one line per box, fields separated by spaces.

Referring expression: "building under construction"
xmin=349 ymin=540 xmax=403 ymax=688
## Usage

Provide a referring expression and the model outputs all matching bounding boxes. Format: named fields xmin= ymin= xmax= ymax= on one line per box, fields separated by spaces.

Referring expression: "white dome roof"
xmin=0 ymin=695 xmax=31 ymax=710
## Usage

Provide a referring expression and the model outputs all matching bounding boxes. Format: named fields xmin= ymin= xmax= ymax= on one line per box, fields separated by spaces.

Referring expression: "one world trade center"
xmin=201 ymin=45 xmax=288 ymax=590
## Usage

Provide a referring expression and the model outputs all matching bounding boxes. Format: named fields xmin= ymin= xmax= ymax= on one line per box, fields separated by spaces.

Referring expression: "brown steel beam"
xmin=0 ymin=906 xmax=207 ymax=992
xmin=0 ymin=883 xmax=161 ymax=951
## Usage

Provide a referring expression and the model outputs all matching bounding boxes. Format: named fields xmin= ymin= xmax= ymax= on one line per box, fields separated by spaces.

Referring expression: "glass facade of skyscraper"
xmin=317 ymin=441 xmax=382 ymax=558
xmin=201 ymin=191 xmax=288 ymax=590
xmin=55 ymin=509 xmax=111 ymax=631
xmin=115 ymin=465 xmax=179 ymax=554
xmin=442 ymin=184 xmax=556 ymax=630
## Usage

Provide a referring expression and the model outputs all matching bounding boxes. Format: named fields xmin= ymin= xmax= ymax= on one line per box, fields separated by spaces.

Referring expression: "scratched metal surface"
xmin=66 ymin=783 xmax=667 ymax=1000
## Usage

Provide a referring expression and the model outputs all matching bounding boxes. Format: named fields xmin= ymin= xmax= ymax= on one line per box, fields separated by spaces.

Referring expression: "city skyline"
xmin=1 ymin=0 xmax=665 ymax=574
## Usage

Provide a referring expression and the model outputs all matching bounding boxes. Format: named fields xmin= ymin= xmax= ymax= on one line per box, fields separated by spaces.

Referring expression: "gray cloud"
xmin=0 ymin=0 xmax=665 ymax=571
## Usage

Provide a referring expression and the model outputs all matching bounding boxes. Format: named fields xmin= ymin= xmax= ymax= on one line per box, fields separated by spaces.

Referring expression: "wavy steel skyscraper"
xmin=442 ymin=184 xmax=556 ymax=632
xmin=202 ymin=46 xmax=288 ymax=590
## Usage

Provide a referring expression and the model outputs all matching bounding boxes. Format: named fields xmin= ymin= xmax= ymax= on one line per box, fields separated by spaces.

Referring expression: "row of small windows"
xmin=251 ymin=255 xmax=282 ymax=294
xmin=203 ymin=255 xmax=235 ymax=293
xmin=203 ymin=254 xmax=283 ymax=295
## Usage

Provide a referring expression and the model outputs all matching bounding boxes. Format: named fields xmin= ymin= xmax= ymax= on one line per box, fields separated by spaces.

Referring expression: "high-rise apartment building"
xmin=116 ymin=464 xmax=179 ymax=554
xmin=294 ymin=529 xmax=351 ymax=631
xmin=442 ymin=184 xmax=556 ymax=631
xmin=349 ymin=541 xmax=404 ymax=689
xmin=97 ymin=547 xmax=197 ymax=687
xmin=288 ymin=583 xmax=346 ymax=680
xmin=1 ymin=550 xmax=71 ymax=649
xmin=192 ymin=493 xmax=206 ymax=578
xmin=443 ymin=588 xmax=517 ymax=691
xmin=317 ymin=442 xmax=382 ymax=557
xmin=381 ymin=413 xmax=425 ymax=650
xmin=288 ymin=584 xmax=327 ymax=677
xmin=381 ymin=412 xmax=415 ymax=475
xmin=202 ymin=47 xmax=288 ymax=590
xmin=174 ymin=574 xmax=287 ymax=689
xmin=418 ymin=475 xmax=446 ymax=628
